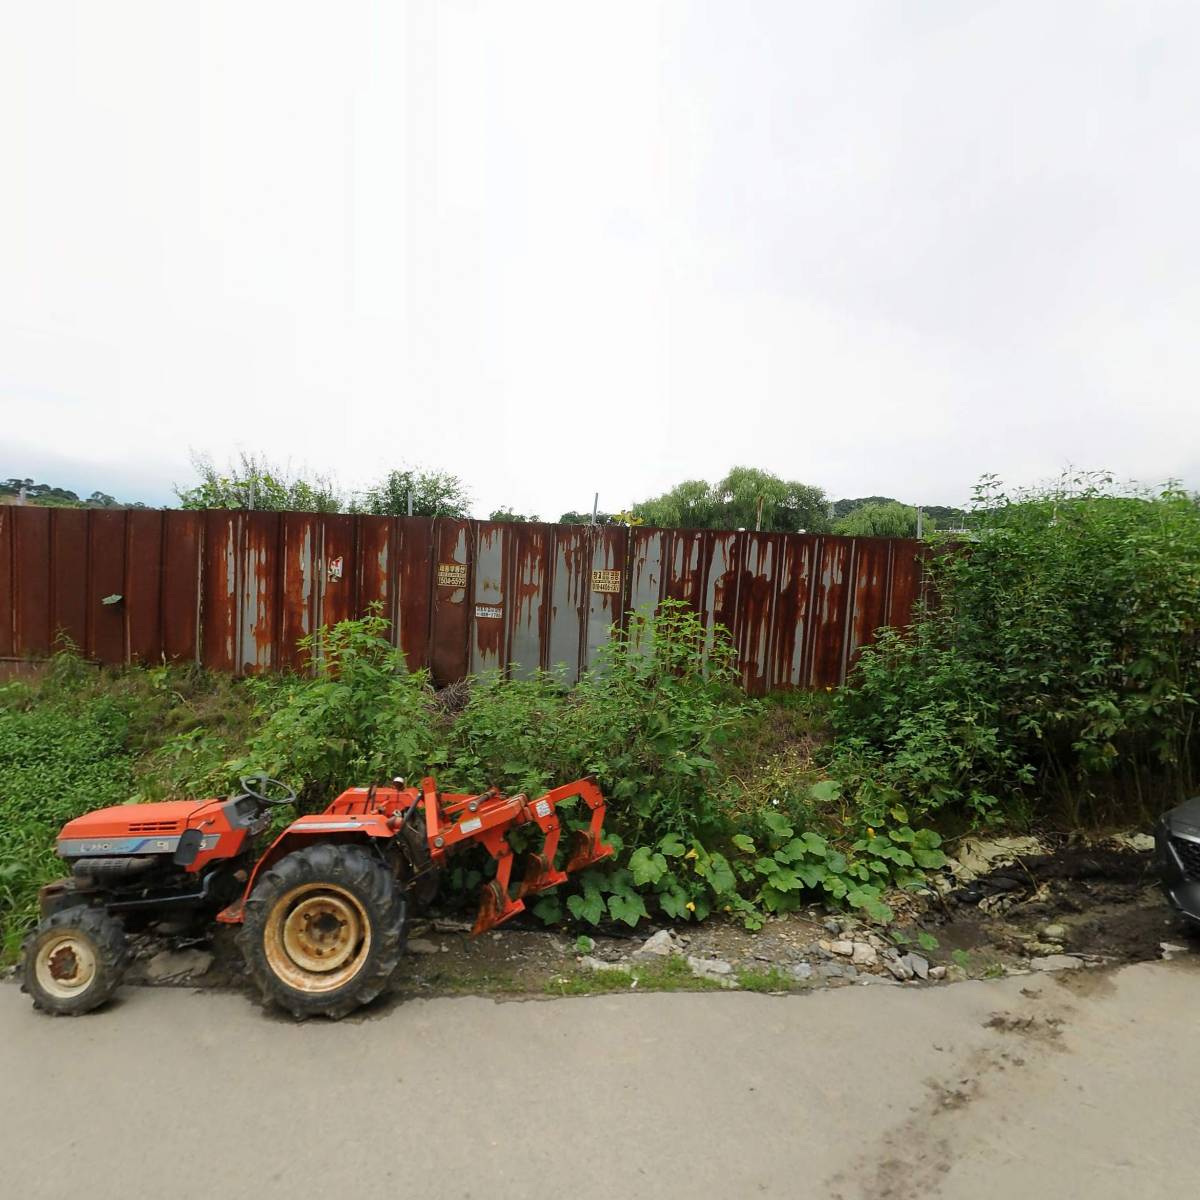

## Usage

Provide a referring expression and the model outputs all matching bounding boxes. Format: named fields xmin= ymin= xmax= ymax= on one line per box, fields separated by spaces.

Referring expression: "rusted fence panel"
xmin=161 ymin=511 xmax=202 ymax=661
xmin=0 ymin=507 xmax=928 ymax=694
xmin=0 ymin=508 xmax=13 ymax=658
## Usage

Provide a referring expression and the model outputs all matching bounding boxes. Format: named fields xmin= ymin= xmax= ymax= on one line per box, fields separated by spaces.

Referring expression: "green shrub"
xmin=232 ymin=613 xmax=443 ymax=805
xmin=0 ymin=684 xmax=135 ymax=957
xmin=832 ymin=474 xmax=1200 ymax=827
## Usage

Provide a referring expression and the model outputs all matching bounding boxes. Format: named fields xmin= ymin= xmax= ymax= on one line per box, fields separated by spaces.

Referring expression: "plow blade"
xmin=425 ymin=777 xmax=615 ymax=936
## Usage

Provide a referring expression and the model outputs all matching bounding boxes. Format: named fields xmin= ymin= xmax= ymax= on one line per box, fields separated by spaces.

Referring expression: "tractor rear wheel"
xmin=22 ymin=905 xmax=129 ymax=1016
xmin=240 ymin=843 xmax=406 ymax=1019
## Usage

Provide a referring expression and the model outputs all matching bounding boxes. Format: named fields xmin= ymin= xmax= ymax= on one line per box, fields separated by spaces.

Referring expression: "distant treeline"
xmin=5 ymin=457 xmax=967 ymax=538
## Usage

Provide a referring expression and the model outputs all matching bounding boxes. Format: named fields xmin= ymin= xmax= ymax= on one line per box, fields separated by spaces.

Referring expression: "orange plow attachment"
xmin=419 ymin=777 xmax=615 ymax=935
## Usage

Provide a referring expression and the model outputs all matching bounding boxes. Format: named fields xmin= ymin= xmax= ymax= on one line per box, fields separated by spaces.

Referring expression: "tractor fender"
xmin=217 ymin=813 xmax=395 ymax=925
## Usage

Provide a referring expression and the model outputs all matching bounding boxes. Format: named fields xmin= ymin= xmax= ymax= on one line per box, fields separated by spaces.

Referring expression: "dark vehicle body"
xmin=1156 ymin=797 xmax=1200 ymax=925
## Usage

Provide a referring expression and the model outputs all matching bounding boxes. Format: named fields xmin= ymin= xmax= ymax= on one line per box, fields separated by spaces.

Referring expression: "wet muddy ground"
xmin=105 ymin=834 xmax=1197 ymax=1005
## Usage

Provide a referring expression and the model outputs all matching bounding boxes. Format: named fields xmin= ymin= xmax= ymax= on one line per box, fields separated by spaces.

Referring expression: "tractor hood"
xmin=57 ymin=797 xmax=223 ymax=858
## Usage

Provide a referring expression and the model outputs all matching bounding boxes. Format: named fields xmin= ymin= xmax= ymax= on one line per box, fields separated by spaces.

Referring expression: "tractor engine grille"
xmin=1171 ymin=836 xmax=1200 ymax=881
xmin=127 ymin=820 xmax=183 ymax=834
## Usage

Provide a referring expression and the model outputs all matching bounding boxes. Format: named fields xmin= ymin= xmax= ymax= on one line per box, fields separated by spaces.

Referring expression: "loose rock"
xmin=929 ymin=965 xmax=947 ymax=981
xmin=830 ymin=940 xmax=854 ymax=957
xmin=851 ymin=943 xmax=878 ymax=967
xmin=903 ymin=952 xmax=930 ymax=981
xmin=818 ymin=962 xmax=857 ymax=980
xmin=580 ymin=957 xmax=630 ymax=974
xmin=1029 ymin=954 xmax=1083 ymax=972
xmin=687 ymin=956 xmax=733 ymax=980
xmin=408 ymin=938 xmax=439 ymax=955
xmin=145 ymin=948 xmax=213 ymax=983
xmin=633 ymin=929 xmax=676 ymax=959
xmin=790 ymin=962 xmax=814 ymax=981
xmin=1041 ymin=924 xmax=1067 ymax=943
xmin=432 ymin=918 xmax=474 ymax=934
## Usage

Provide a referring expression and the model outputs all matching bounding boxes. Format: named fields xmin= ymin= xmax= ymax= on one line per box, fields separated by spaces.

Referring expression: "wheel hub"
xmin=35 ymin=934 xmax=97 ymax=999
xmin=264 ymin=884 xmax=373 ymax=993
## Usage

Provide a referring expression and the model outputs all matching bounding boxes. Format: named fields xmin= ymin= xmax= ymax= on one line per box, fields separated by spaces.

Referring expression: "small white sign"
xmin=475 ymin=604 xmax=502 ymax=620
xmin=534 ymin=799 xmax=551 ymax=818
xmin=459 ymin=817 xmax=483 ymax=834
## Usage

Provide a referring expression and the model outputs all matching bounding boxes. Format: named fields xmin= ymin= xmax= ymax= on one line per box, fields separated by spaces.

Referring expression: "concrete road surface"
xmin=1 ymin=959 xmax=1195 ymax=1200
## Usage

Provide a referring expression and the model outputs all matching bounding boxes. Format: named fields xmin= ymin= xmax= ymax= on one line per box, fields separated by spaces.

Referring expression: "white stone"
xmin=904 ymin=952 xmax=930 ymax=980
xmin=633 ymin=929 xmax=676 ymax=959
xmin=1110 ymin=832 xmax=1155 ymax=853
xmin=830 ymin=940 xmax=854 ymax=957
xmin=407 ymin=938 xmax=439 ymax=955
xmin=687 ymin=955 xmax=733 ymax=979
xmin=850 ymin=943 xmax=878 ymax=967
xmin=952 ymin=836 xmax=1045 ymax=883
xmin=580 ymin=957 xmax=630 ymax=973
xmin=1029 ymin=954 xmax=1083 ymax=972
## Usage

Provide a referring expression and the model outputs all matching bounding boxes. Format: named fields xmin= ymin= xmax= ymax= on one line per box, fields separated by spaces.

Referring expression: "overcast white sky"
xmin=2 ymin=1 xmax=1198 ymax=517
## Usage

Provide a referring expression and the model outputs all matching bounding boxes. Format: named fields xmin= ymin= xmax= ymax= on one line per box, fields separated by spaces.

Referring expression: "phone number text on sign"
xmin=591 ymin=569 xmax=622 ymax=594
xmin=437 ymin=563 xmax=467 ymax=589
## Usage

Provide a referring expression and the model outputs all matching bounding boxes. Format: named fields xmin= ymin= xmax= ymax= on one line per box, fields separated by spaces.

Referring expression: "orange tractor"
xmin=22 ymin=773 xmax=613 ymax=1019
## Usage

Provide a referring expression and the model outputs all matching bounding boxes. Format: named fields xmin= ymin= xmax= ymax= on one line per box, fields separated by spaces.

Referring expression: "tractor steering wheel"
xmin=239 ymin=774 xmax=297 ymax=809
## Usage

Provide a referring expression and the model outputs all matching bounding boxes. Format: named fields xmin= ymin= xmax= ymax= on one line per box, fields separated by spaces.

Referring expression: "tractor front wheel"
xmin=240 ymin=843 xmax=406 ymax=1019
xmin=22 ymin=906 xmax=129 ymax=1016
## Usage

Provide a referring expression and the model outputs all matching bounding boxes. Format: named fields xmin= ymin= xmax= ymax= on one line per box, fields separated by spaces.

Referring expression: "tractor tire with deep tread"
xmin=21 ymin=905 xmax=129 ymax=1016
xmin=239 ymin=843 xmax=406 ymax=1020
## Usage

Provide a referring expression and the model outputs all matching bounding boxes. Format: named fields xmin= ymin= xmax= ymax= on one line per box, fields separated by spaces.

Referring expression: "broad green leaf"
xmin=763 ymin=810 xmax=794 ymax=839
xmin=702 ymin=852 xmax=736 ymax=895
xmin=731 ymin=833 xmax=756 ymax=854
xmin=824 ymin=849 xmax=848 ymax=874
xmin=566 ymin=891 xmax=605 ymax=925
xmin=795 ymin=863 xmax=827 ymax=889
xmin=629 ymin=846 xmax=667 ymax=886
xmin=912 ymin=847 xmax=948 ymax=869
xmin=822 ymin=875 xmax=848 ymax=900
xmin=765 ymin=867 xmax=802 ymax=892
xmin=808 ymin=779 xmax=841 ymax=803
xmin=800 ymin=831 xmax=828 ymax=855
xmin=608 ymin=892 xmax=650 ymax=927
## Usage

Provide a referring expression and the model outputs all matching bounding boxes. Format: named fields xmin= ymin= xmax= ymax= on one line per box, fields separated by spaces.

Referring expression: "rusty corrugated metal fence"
xmin=0 ymin=507 xmax=927 ymax=694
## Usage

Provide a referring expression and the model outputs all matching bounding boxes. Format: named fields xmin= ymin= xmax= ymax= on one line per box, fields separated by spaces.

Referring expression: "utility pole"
xmin=916 ymin=505 xmax=923 ymax=538
xmin=754 ymin=494 xmax=764 ymax=532
xmin=591 ymin=492 xmax=599 ymax=525
xmin=407 ymin=490 xmax=414 ymax=517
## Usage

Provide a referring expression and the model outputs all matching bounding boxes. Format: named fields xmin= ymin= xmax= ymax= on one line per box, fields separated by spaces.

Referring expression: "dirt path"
xmin=2 ymin=957 xmax=1196 ymax=1199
